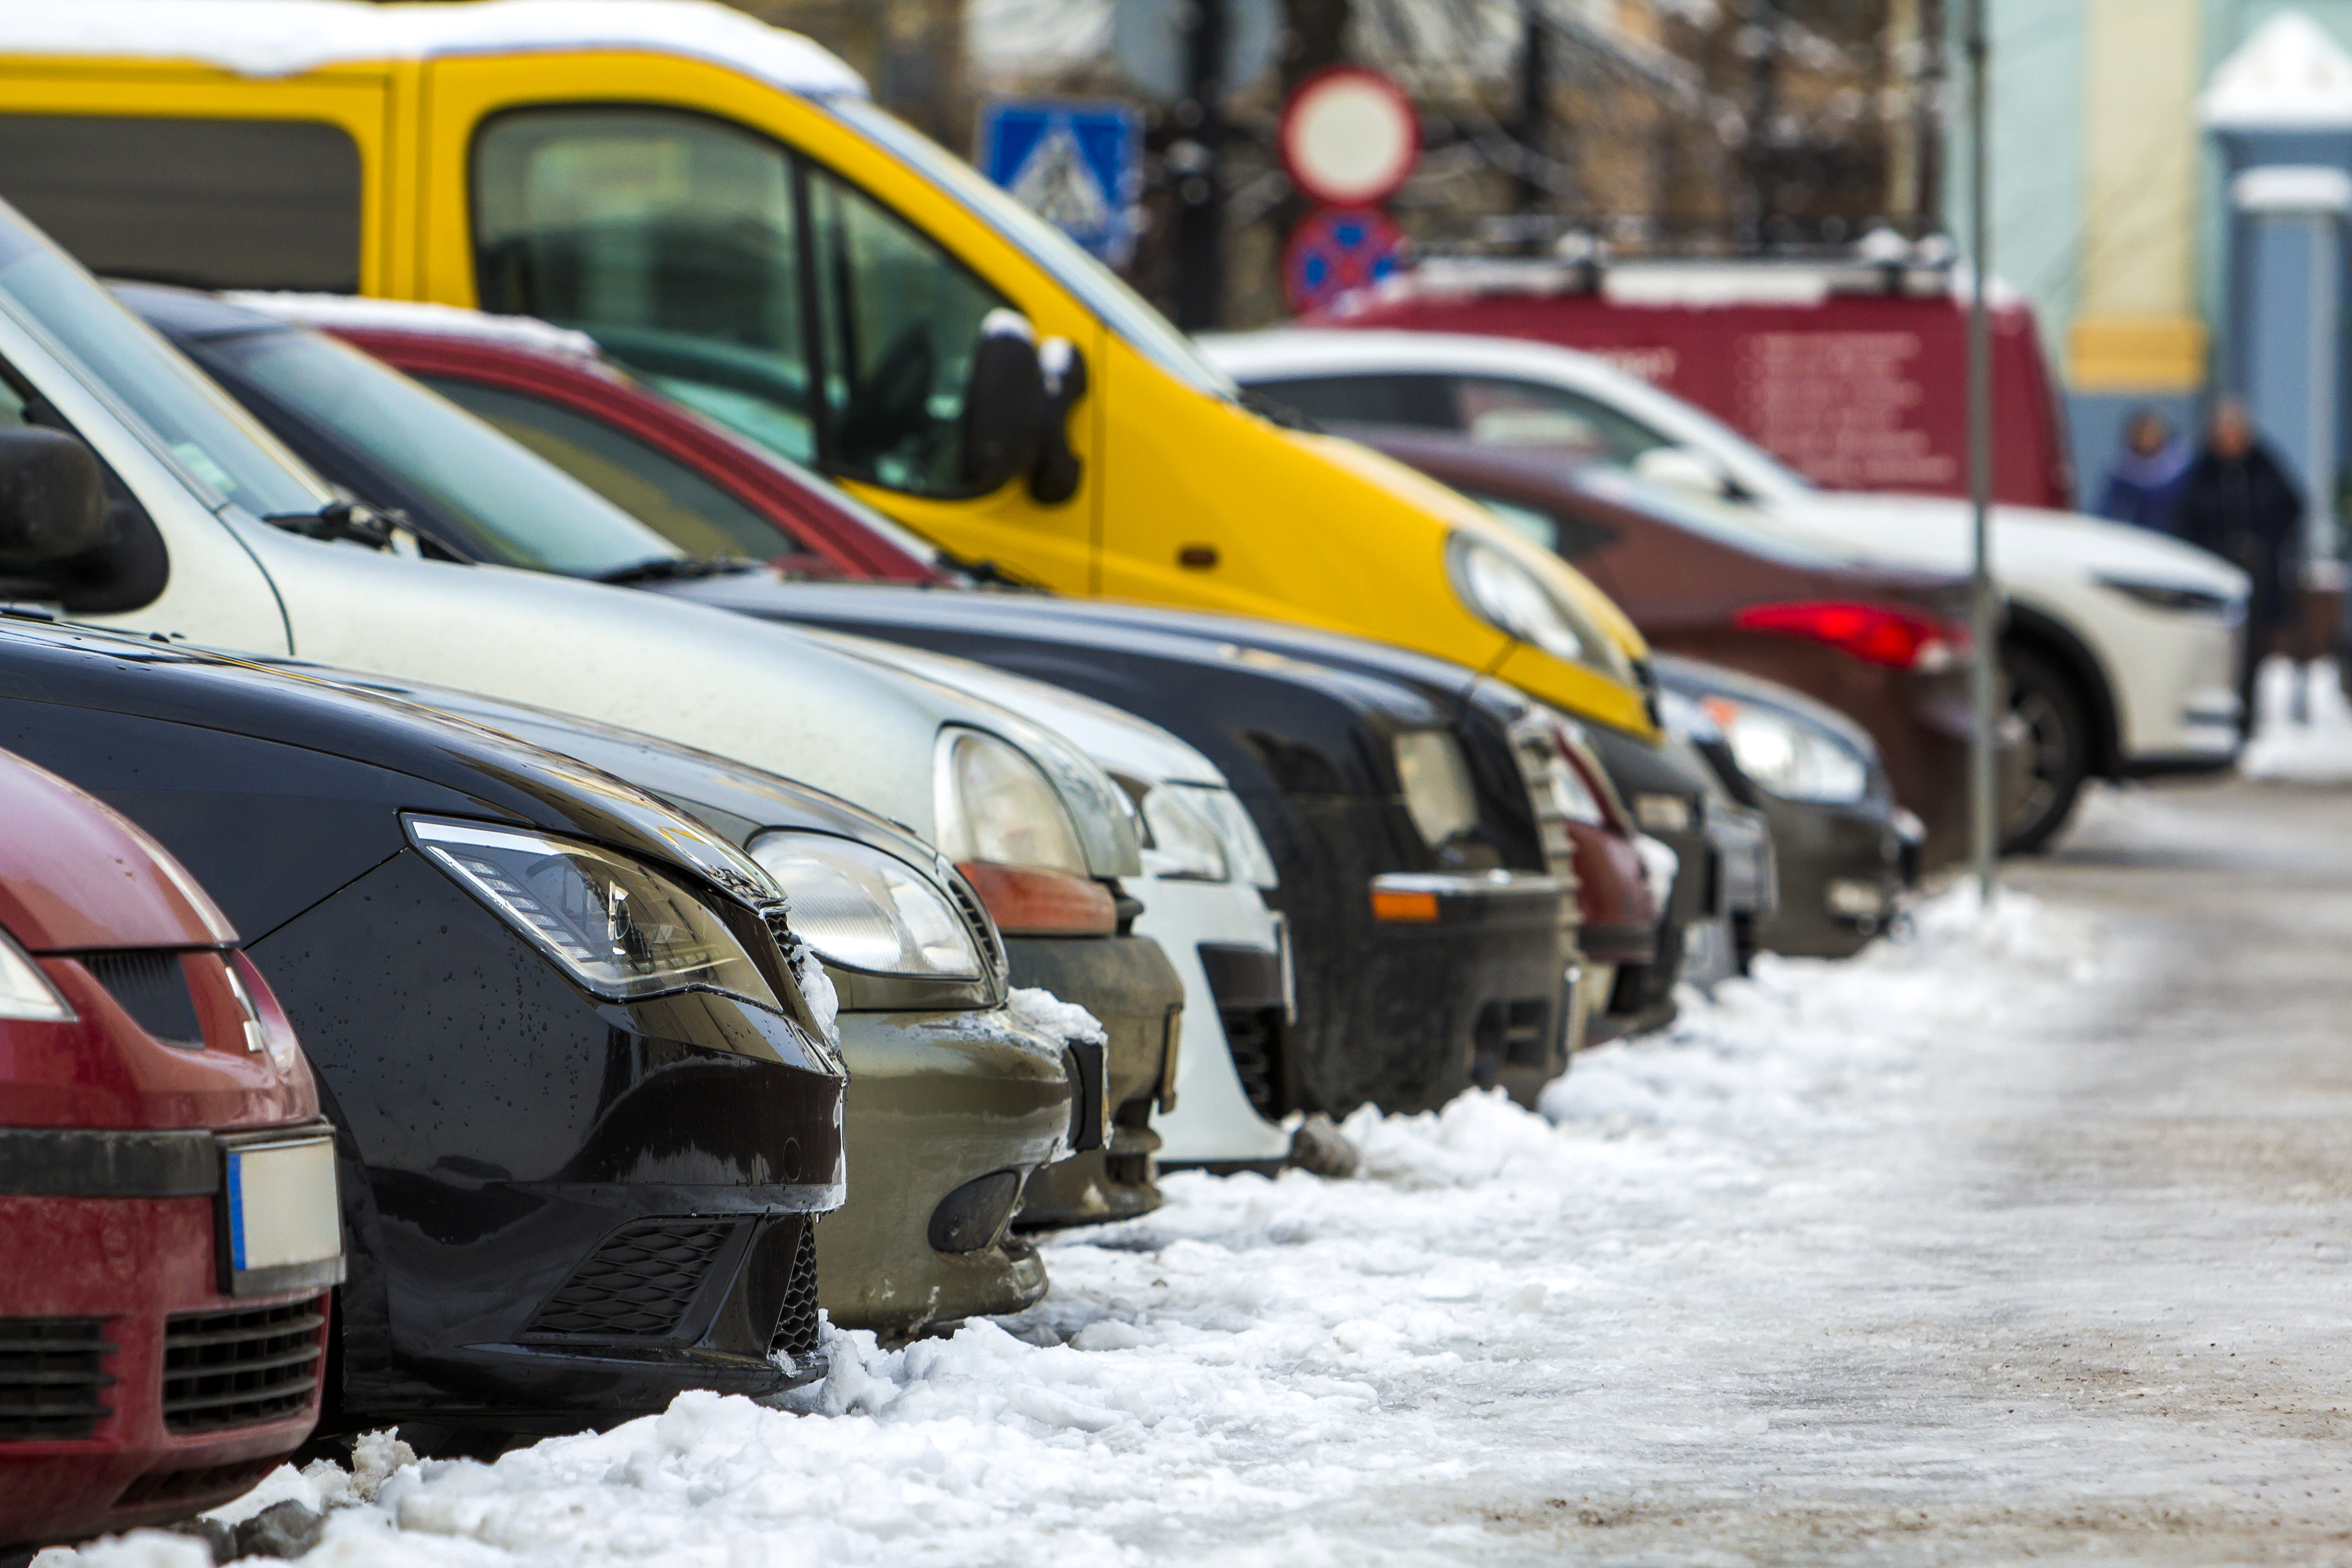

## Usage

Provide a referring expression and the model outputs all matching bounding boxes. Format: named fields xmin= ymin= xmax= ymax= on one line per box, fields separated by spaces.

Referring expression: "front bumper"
xmin=1131 ymin=876 xmax=1294 ymax=1171
xmin=0 ymin=1147 xmax=329 ymax=1550
xmin=1003 ymin=932 xmax=1185 ymax=1229
xmin=819 ymin=1006 xmax=1075 ymax=1341
xmin=1752 ymin=792 xmax=1911 ymax=958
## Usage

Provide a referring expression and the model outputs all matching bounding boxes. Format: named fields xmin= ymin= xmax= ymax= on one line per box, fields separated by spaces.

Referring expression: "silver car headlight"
xmin=1175 ymin=784 xmax=1279 ymax=889
xmin=1137 ymin=784 xmax=1229 ymax=882
xmin=747 ymin=832 xmax=983 ymax=979
xmin=1393 ymin=729 xmax=1480 ymax=848
xmin=0 ymin=929 xmax=72 ymax=1021
xmin=406 ymin=817 xmax=781 ymax=1009
xmin=934 ymin=728 xmax=1090 ymax=875
xmin=1705 ymin=698 xmax=1869 ymax=803
xmin=1446 ymin=533 xmax=1629 ymax=681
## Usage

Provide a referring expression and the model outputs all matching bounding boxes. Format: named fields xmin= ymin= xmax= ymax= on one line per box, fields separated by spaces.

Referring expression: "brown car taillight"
xmin=954 ymin=862 xmax=1118 ymax=936
xmin=1732 ymin=601 xmax=1970 ymax=672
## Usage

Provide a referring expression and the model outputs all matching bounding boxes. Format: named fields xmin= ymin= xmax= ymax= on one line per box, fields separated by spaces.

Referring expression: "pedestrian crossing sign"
xmin=980 ymin=101 xmax=1142 ymax=267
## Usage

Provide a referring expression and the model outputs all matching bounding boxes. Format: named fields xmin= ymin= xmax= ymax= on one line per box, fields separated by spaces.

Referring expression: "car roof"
xmin=107 ymin=280 xmax=286 ymax=340
xmin=227 ymin=291 xmax=605 ymax=361
xmin=1199 ymin=327 xmax=1644 ymax=393
xmin=0 ymin=0 xmax=864 ymax=99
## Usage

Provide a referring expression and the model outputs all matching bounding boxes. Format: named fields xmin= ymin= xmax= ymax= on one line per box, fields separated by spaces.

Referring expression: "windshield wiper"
xmin=593 ymin=555 xmax=763 ymax=586
xmin=262 ymin=499 xmax=400 ymax=549
xmin=928 ymin=547 xmax=1045 ymax=592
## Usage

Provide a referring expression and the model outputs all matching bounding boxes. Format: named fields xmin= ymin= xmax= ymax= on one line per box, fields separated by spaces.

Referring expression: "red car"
xmin=1 ymin=751 xmax=341 ymax=1551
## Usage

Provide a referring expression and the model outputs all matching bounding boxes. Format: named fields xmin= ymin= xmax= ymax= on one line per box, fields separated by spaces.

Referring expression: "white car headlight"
xmin=0 ymin=929 xmax=72 ymax=1021
xmin=1393 ymin=729 xmax=1480 ymax=848
xmin=934 ymin=728 xmax=1089 ymax=875
xmin=407 ymin=817 xmax=781 ymax=1009
xmin=1138 ymin=784 xmax=1229 ymax=882
xmin=1703 ymin=697 xmax=1869 ymax=803
xmin=748 ymin=832 xmax=983 ymax=979
xmin=1176 ymin=783 xmax=1279 ymax=889
xmin=1446 ymin=533 xmax=1630 ymax=682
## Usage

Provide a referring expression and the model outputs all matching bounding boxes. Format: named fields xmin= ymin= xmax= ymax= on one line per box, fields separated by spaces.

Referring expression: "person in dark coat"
xmin=2096 ymin=407 xmax=2193 ymax=534
xmin=2174 ymin=398 xmax=2302 ymax=737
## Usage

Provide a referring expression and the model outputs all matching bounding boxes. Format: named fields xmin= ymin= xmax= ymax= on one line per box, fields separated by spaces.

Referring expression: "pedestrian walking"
xmin=2095 ymin=407 xmax=2193 ymax=534
xmin=2174 ymin=398 xmax=2302 ymax=737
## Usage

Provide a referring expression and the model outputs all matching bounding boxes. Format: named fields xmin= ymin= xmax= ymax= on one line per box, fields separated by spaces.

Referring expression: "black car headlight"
xmin=746 ymin=832 xmax=984 ymax=979
xmin=406 ymin=817 xmax=782 ymax=1010
xmin=1701 ymin=696 xmax=1870 ymax=803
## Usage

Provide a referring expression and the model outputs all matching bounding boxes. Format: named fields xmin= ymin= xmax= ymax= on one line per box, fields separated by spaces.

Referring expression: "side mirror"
xmin=959 ymin=311 xmax=1048 ymax=494
xmin=1029 ymin=337 xmax=1087 ymax=505
xmin=1632 ymin=445 xmax=1736 ymax=500
xmin=0 ymin=426 xmax=108 ymax=568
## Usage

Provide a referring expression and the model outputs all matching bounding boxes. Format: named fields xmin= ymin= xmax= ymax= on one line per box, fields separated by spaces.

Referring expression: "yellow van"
xmin=0 ymin=0 xmax=1655 ymax=738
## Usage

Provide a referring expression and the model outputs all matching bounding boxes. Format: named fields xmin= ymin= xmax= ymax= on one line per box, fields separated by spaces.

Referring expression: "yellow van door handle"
xmin=1177 ymin=545 xmax=1219 ymax=570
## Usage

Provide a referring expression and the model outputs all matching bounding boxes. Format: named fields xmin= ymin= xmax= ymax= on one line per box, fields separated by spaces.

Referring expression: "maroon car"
xmin=1 ymin=750 xmax=340 ymax=1551
xmin=1344 ymin=428 xmax=2001 ymax=870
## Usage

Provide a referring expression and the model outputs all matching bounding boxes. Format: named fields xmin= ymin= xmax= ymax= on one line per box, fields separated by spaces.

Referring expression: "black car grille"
xmin=82 ymin=950 xmax=203 ymax=1049
xmin=0 ymin=1317 xmax=116 ymax=1440
xmin=1221 ymin=1007 xmax=1284 ymax=1121
xmin=161 ymin=1300 xmax=326 ymax=1434
xmin=524 ymin=1217 xmax=737 ymax=1339
xmin=768 ymin=1221 xmax=822 ymax=1368
xmin=946 ymin=871 xmax=1009 ymax=988
xmin=1509 ymin=727 xmax=1580 ymax=878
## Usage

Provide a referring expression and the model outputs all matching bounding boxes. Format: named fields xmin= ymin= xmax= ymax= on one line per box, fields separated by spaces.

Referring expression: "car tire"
xmin=2001 ymin=642 xmax=2089 ymax=854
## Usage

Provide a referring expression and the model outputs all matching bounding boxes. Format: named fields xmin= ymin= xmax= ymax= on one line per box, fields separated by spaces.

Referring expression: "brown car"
xmin=1348 ymin=428 xmax=2013 ymax=871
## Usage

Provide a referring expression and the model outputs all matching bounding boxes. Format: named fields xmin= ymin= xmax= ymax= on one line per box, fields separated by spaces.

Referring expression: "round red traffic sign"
xmin=1282 ymin=206 xmax=1408 ymax=314
xmin=1279 ymin=66 xmax=1420 ymax=208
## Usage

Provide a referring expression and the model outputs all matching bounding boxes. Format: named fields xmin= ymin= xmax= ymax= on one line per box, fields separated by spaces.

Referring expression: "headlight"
xmin=407 ymin=817 xmax=781 ymax=1009
xmin=1176 ymin=784 xmax=1279 ymax=889
xmin=2097 ymin=576 xmax=2240 ymax=618
xmin=1446 ymin=533 xmax=1627 ymax=679
xmin=1137 ymin=785 xmax=1228 ymax=882
xmin=1700 ymin=697 xmax=1869 ymax=803
xmin=1393 ymin=729 xmax=1480 ymax=848
xmin=747 ymin=832 xmax=983 ymax=979
xmin=1655 ymin=688 xmax=1723 ymax=745
xmin=934 ymin=729 xmax=1088 ymax=875
xmin=0 ymin=930 xmax=72 ymax=1021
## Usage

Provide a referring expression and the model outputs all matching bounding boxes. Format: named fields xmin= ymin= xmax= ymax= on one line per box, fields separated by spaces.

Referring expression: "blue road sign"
xmin=979 ymin=101 xmax=1142 ymax=267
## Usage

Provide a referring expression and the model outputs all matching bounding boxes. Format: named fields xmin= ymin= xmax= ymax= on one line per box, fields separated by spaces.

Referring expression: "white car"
xmin=1204 ymin=328 xmax=2251 ymax=849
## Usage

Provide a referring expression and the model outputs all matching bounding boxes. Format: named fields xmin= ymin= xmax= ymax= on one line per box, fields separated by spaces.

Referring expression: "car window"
xmin=474 ymin=107 xmax=817 ymax=463
xmin=1459 ymin=488 xmax=1620 ymax=560
xmin=805 ymin=163 xmax=1008 ymax=496
xmin=1452 ymin=377 xmax=1672 ymax=464
xmin=1570 ymin=465 xmax=1852 ymax=567
xmin=1239 ymin=373 xmax=1454 ymax=429
xmin=420 ymin=375 xmax=804 ymax=561
xmin=201 ymin=326 xmax=685 ymax=576
xmin=0 ymin=114 xmax=363 ymax=294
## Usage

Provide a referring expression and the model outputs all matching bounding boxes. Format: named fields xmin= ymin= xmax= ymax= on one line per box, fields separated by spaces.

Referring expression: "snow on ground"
xmin=2241 ymin=655 xmax=2352 ymax=783
xmin=56 ymin=889 xmax=2102 ymax=1568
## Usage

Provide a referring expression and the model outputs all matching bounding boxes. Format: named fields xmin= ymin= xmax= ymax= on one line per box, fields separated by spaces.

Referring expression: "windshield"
xmin=204 ymin=327 xmax=689 ymax=576
xmin=1571 ymin=464 xmax=1861 ymax=566
xmin=0 ymin=201 xmax=329 ymax=518
xmin=827 ymin=99 xmax=1239 ymax=401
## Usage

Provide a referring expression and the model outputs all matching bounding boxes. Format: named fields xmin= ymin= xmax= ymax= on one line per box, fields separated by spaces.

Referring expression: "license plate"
xmin=221 ymin=1133 xmax=343 ymax=1295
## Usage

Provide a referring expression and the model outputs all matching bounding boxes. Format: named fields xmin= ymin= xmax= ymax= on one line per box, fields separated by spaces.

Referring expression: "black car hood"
xmin=0 ymin=616 xmax=781 ymax=928
xmin=654 ymin=579 xmax=1451 ymax=800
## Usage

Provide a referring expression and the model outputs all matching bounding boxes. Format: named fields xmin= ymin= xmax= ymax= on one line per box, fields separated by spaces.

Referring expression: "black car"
xmin=1652 ymin=653 xmax=1917 ymax=958
xmin=0 ymin=614 xmax=845 ymax=1446
xmin=126 ymin=289 xmax=1576 ymax=1121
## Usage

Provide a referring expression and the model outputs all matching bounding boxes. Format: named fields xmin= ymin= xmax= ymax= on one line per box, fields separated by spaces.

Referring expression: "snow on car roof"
xmin=0 ymin=0 xmax=866 ymax=99
xmin=227 ymin=292 xmax=604 ymax=361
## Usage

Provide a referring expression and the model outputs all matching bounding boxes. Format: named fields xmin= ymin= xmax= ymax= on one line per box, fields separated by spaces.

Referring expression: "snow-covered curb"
xmin=47 ymin=887 xmax=2097 ymax=1568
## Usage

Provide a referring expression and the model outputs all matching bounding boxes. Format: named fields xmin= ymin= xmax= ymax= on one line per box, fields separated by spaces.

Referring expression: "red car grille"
xmin=0 ymin=1317 xmax=116 ymax=1440
xmin=161 ymin=1299 xmax=327 ymax=1434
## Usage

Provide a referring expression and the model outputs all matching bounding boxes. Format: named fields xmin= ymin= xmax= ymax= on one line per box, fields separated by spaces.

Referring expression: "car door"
xmin=414 ymin=52 xmax=1100 ymax=593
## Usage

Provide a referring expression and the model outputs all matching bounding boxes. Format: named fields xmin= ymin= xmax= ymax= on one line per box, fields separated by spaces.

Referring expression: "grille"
xmin=82 ymin=950 xmax=203 ymax=1049
xmin=161 ymin=1300 xmax=326 ymax=1434
xmin=523 ymin=1218 xmax=736 ymax=1339
xmin=945 ymin=870 xmax=1010 ymax=987
xmin=1220 ymin=1007 xmax=1284 ymax=1121
xmin=1508 ymin=720 xmax=1580 ymax=878
xmin=768 ymin=1221 xmax=822 ymax=1368
xmin=0 ymin=1317 xmax=116 ymax=1440
xmin=114 ymin=1457 xmax=281 ymax=1510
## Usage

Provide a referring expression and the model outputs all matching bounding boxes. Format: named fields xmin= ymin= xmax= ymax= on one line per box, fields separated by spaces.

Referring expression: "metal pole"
xmin=1173 ymin=0 xmax=1227 ymax=330
xmin=1516 ymin=0 xmax=1548 ymax=216
xmin=1965 ymin=0 xmax=1998 ymax=901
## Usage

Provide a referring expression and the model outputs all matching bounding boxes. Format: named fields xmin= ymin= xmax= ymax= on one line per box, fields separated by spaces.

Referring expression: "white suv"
xmin=1205 ymin=328 xmax=2249 ymax=849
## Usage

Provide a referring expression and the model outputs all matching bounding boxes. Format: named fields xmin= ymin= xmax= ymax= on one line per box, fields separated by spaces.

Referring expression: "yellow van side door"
xmin=413 ymin=54 xmax=1102 ymax=592
xmin=0 ymin=61 xmax=406 ymax=296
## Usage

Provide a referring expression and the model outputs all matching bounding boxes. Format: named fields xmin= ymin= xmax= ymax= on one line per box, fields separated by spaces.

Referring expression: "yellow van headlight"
xmin=1446 ymin=532 xmax=1617 ymax=672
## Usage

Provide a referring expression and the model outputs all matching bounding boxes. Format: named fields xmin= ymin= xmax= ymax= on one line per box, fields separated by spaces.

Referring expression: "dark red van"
xmin=1 ymin=750 xmax=340 ymax=1551
xmin=1314 ymin=256 xmax=2074 ymax=510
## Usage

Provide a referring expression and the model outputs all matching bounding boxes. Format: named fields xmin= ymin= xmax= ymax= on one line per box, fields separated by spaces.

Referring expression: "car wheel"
xmin=2001 ymin=643 xmax=2089 ymax=854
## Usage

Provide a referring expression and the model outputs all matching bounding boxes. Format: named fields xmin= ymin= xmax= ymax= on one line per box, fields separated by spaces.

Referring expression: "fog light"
xmin=929 ymin=1170 xmax=1022 ymax=1253
xmin=1825 ymin=878 xmax=1888 ymax=920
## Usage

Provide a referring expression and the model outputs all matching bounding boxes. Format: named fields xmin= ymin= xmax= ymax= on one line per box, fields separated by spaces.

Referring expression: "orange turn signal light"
xmin=957 ymin=861 xmax=1119 ymax=936
xmin=1370 ymin=888 xmax=1441 ymax=923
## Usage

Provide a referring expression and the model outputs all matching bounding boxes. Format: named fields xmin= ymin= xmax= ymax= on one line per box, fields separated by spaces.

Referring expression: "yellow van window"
xmin=476 ymin=108 xmax=815 ymax=462
xmin=0 ymin=116 xmax=360 ymax=293
xmin=473 ymin=108 xmax=1010 ymax=499
xmin=806 ymin=165 xmax=1006 ymax=496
